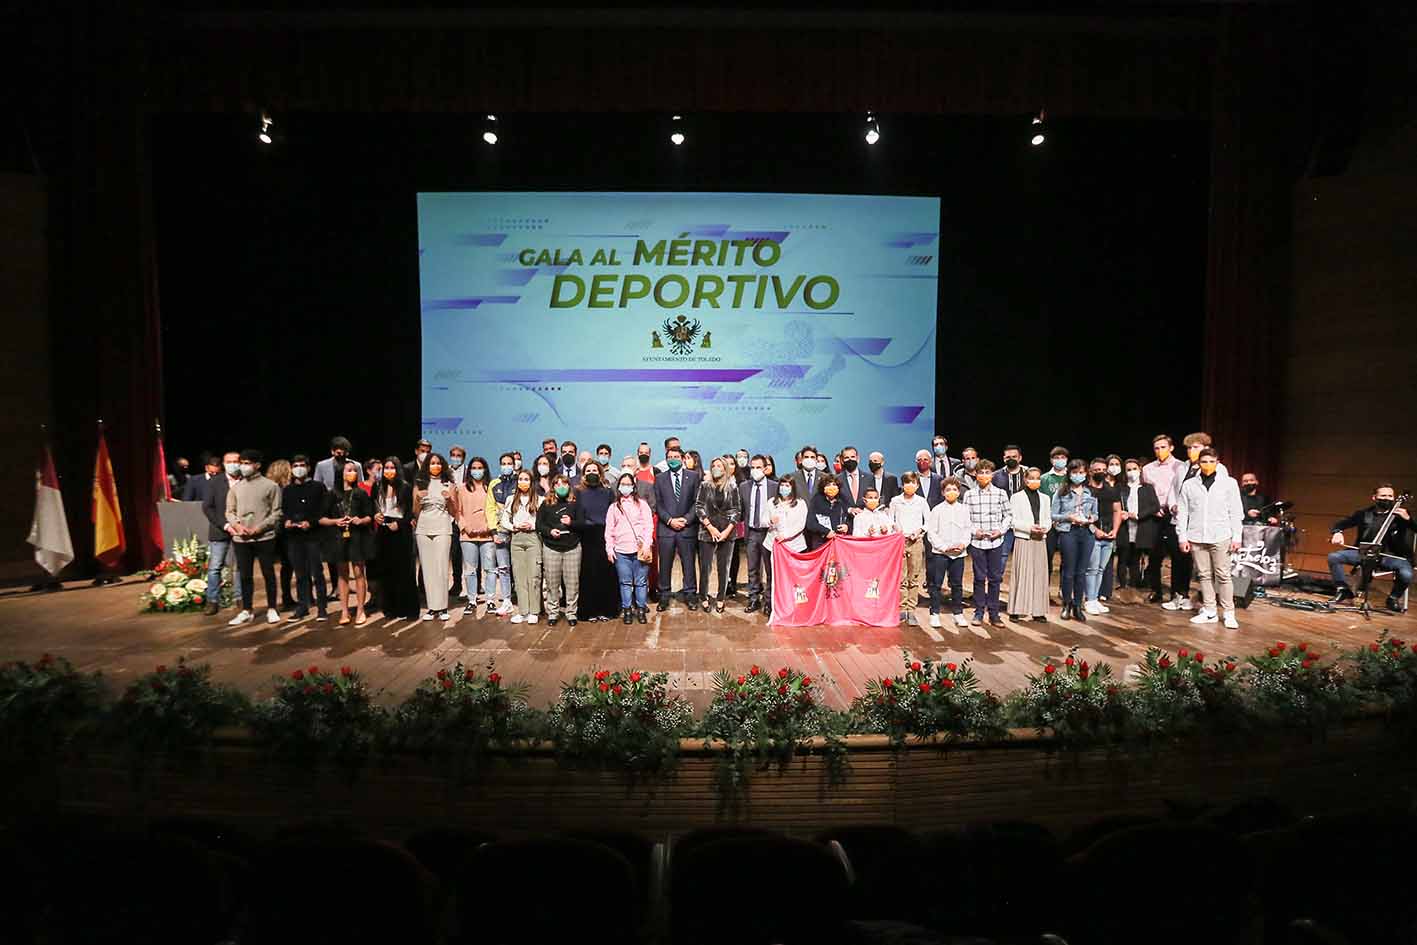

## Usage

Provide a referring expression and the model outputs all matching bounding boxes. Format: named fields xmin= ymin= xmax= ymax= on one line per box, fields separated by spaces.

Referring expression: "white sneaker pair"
xmin=1190 ymin=610 xmax=1218 ymax=624
xmin=929 ymin=614 xmax=942 ymax=628
xmin=1162 ymin=595 xmax=1194 ymax=611
xmin=527 ymin=614 xmax=539 ymax=624
xmin=1083 ymin=600 xmax=1109 ymax=615
xmin=953 ymin=613 xmax=969 ymax=628
xmin=228 ymin=609 xmax=253 ymax=626
xmin=510 ymin=613 xmax=525 ymax=624
xmin=421 ymin=611 xmax=435 ymax=622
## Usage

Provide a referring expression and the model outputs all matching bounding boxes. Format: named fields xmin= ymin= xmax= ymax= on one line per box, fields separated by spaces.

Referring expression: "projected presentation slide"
xmin=417 ymin=191 xmax=939 ymax=469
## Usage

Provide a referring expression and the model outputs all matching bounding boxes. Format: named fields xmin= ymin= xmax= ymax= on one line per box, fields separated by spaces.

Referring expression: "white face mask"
xmin=1107 ymin=464 xmax=1122 ymax=477
xmin=737 ymin=453 xmax=749 ymax=465
xmin=801 ymin=458 xmax=817 ymax=471
xmin=291 ymin=465 xmax=307 ymax=479
xmin=750 ymin=468 xmax=765 ymax=482
xmin=1126 ymin=470 xmax=1141 ymax=483
xmin=416 ymin=451 xmax=429 ymax=463
xmin=537 ymin=464 xmax=550 ymax=476
xmin=618 ymin=483 xmax=634 ymax=496
xmin=224 ymin=462 xmax=240 ymax=476
xmin=239 ymin=463 xmax=255 ymax=478
xmin=597 ymin=453 xmax=611 ymax=464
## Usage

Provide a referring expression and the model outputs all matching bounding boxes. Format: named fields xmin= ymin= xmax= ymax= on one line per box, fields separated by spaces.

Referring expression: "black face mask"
xmin=585 ymin=474 xmax=600 ymax=486
xmin=1376 ymin=499 xmax=1395 ymax=512
xmin=562 ymin=453 xmax=576 ymax=467
xmin=841 ymin=459 xmax=858 ymax=473
xmin=1005 ymin=458 xmax=1019 ymax=469
xmin=1091 ymin=474 xmax=1104 ymax=484
xmin=638 ymin=454 xmax=650 ymax=466
xmin=868 ymin=461 xmax=882 ymax=473
xmin=1243 ymin=484 xmax=1258 ymax=494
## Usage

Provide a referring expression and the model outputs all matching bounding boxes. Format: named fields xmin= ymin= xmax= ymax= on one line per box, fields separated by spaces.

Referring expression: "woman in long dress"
xmin=411 ymin=452 xmax=462 ymax=622
xmin=371 ymin=457 xmax=419 ymax=620
xmin=575 ymin=461 xmax=621 ymax=621
xmin=319 ymin=460 xmax=375 ymax=626
xmin=1008 ymin=466 xmax=1052 ymax=622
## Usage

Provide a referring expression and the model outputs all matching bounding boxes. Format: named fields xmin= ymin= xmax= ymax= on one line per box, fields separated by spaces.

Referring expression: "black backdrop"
xmin=154 ymin=111 xmax=1207 ymax=472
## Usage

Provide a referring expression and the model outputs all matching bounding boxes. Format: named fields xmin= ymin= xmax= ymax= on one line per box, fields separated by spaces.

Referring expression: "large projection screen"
xmin=418 ymin=192 xmax=938 ymax=469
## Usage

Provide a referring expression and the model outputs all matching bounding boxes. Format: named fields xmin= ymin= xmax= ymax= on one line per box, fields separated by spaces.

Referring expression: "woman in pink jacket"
xmin=605 ymin=471 xmax=655 ymax=624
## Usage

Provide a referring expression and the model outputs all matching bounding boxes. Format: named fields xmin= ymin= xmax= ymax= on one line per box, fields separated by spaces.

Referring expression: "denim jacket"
xmin=1050 ymin=487 xmax=1099 ymax=532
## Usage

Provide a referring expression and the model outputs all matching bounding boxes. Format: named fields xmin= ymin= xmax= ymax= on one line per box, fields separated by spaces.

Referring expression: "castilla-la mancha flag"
xmin=27 ymin=440 xmax=74 ymax=576
xmin=92 ymin=426 xmax=126 ymax=569
xmin=771 ymin=533 xmax=905 ymax=627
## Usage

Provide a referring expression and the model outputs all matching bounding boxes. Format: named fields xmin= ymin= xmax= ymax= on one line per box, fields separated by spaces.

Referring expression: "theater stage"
xmin=0 ymin=573 xmax=1409 ymax=712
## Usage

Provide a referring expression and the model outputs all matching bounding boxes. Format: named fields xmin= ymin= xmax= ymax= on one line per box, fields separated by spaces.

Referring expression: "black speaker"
xmin=1232 ymin=570 xmax=1257 ymax=609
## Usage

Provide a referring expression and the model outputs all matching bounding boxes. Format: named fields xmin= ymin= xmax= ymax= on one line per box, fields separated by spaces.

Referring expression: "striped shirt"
xmin=963 ymin=485 xmax=1012 ymax=549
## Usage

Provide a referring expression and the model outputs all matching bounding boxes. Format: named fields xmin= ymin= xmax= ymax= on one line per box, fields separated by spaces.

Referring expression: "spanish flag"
xmin=92 ymin=424 xmax=126 ymax=569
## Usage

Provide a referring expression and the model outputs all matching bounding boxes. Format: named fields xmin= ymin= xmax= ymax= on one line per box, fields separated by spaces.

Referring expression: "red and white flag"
xmin=28 ymin=440 xmax=75 ymax=577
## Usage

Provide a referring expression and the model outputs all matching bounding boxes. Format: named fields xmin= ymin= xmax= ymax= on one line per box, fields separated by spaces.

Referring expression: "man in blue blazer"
xmin=909 ymin=450 xmax=946 ymax=508
xmin=653 ymin=445 xmax=702 ymax=611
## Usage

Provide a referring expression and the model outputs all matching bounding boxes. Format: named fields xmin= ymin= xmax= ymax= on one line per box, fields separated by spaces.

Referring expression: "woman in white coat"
xmin=1008 ymin=467 xmax=1052 ymax=622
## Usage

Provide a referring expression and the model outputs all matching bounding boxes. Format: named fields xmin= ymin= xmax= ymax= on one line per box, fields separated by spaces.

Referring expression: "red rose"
xmin=945 ymin=662 xmax=957 ymax=672
xmin=1195 ymin=652 xmax=1205 ymax=662
xmin=920 ymin=683 xmax=932 ymax=693
xmin=630 ymin=672 xmax=642 ymax=683
xmin=910 ymin=661 xmax=922 ymax=672
xmin=801 ymin=676 xmax=812 ymax=688
xmin=1178 ymin=648 xmax=1189 ymax=659
xmin=1204 ymin=668 xmax=1216 ymax=677
xmin=1065 ymin=656 xmax=1074 ymax=667
xmin=598 ymin=683 xmax=609 ymax=693
xmin=1297 ymin=642 xmax=1309 ymax=652
xmin=488 ymin=672 xmax=501 ymax=685
xmin=291 ymin=669 xmax=304 ymax=681
xmin=308 ymin=665 xmax=319 ymax=676
xmin=436 ymin=669 xmax=447 ymax=680
xmin=1043 ymin=664 xmax=1056 ymax=675
xmin=151 ymin=680 xmax=165 ymax=693
xmin=882 ymin=677 xmax=894 ymax=688
xmin=340 ymin=666 xmax=352 ymax=677
xmin=1371 ymin=644 xmax=1381 ymax=653
xmin=441 ymin=678 xmax=453 ymax=690
xmin=1270 ymin=648 xmax=1283 ymax=658
xmin=155 ymin=664 xmax=167 ymax=674
xmin=725 ymin=691 xmax=735 ymax=702
xmin=750 ymin=665 xmax=760 ymax=676
xmin=303 ymin=685 xmax=315 ymax=695
xmin=612 ymin=685 xmax=623 ymax=696
xmin=1411 ymin=644 xmax=1417 ymax=654
xmin=1080 ymin=660 xmax=1089 ymax=672
xmin=1079 ymin=666 xmax=1090 ymax=680
xmin=594 ymin=670 xmax=608 ymax=681
xmin=1159 ymin=657 xmax=1172 ymax=669
xmin=941 ymin=678 xmax=955 ymax=689
xmin=1225 ymin=662 xmax=1236 ymax=672
xmin=737 ymin=675 xmax=746 ymax=685
xmin=322 ymin=683 xmax=334 ymax=694
xmin=1276 ymin=642 xmax=1286 ymax=651
xmin=1301 ymin=659 xmax=1315 ymax=670
xmin=778 ymin=684 xmax=788 ymax=695
xmin=39 ymin=654 xmax=53 ymax=665
xmin=779 ymin=668 xmax=790 ymax=679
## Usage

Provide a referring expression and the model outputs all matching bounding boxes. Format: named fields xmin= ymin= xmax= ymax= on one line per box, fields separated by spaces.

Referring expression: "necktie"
xmin=807 ymin=472 xmax=814 ymax=494
xmin=673 ymin=472 xmax=681 ymax=502
xmin=753 ymin=483 xmax=762 ymax=528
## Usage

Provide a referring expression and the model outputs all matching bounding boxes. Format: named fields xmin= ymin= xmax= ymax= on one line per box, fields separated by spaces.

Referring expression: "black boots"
xmin=1331 ymin=586 xmax=1355 ymax=604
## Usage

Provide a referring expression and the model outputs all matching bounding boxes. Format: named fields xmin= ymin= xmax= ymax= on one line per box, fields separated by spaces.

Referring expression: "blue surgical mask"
xmin=449 ymin=457 xmax=463 ymax=469
xmin=500 ymin=464 xmax=514 ymax=477
xmin=778 ymin=484 xmax=792 ymax=497
xmin=1070 ymin=473 xmax=1086 ymax=485
xmin=933 ymin=444 xmax=947 ymax=457
xmin=1052 ymin=458 xmax=1067 ymax=471
xmin=470 ymin=468 xmax=485 ymax=480
xmin=667 ymin=458 xmax=683 ymax=471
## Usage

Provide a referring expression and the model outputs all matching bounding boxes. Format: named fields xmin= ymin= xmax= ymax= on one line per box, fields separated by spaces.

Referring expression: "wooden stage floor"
xmin=1 ymin=571 xmax=1411 ymax=714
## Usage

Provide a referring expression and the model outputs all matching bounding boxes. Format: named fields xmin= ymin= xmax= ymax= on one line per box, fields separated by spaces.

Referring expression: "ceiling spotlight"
xmin=1031 ymin=133 xmax=1045 ymax=146
xmin=670 ymin=114 xmax=685 ymax=146
xmin=864 ymin=112 xmax=881 ymax=145
xmin=1030 ymin=109 xmax=1046 ymax=146
xmin=482 ymin=114 xmax=498 ymax=145
xmin=257 ymin=114 xmax=273 ymax=145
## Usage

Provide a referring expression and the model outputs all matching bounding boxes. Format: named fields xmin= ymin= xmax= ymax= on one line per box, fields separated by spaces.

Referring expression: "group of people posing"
xmin=178 ymin=429 xmax=1331 ymax=632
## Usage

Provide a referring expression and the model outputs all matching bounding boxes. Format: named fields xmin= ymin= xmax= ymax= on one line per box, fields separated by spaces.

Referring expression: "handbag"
xmin=626 ymin=505 xmax=654 ymax=563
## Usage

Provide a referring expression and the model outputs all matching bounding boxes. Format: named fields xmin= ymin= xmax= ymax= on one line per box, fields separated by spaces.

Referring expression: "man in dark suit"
xmin=838 ymin=445 xmax=869 ymax=520
xmin=182 ymin=454 xmax=222 ymax=502
xmin=653 ymin=445 xmax=702 ymax=610
xmin=739 ymin=454 xmax=776 ymax=614
xmin=991 ymin=445 xmax=1027 ymax=496
xmin=910 ymin=449 xmax=946 ymax=508
xmin=200 ymin=451 xmax=243 ymax=615
xmin=402 ymin=438 xmax=432 ymax=484
xmin=931 ymin=434 xmax=960 ymax=480
xmin=789 ymin=446 xmax=825 ymax=548
xmin=865 ymin=451 xmax=900 ymax=507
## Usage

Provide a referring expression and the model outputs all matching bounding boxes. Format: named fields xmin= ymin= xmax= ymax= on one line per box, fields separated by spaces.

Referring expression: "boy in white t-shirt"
xmin=889 ymin=472 xmax=931 ymax=625
xmin=852 ymin=487 xmax=895 ymax=537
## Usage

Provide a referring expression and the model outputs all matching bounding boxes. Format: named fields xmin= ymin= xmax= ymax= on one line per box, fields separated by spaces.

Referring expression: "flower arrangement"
xmin=1006 ymin=647 xmax=1131 ymax=746
xmin=139 ymin=537 xmax=228 ymax=613
xmin=1347 ymin=630 xmax=1417 ymax=716
xmin=700 ymin=664 xmax=848 ymax=797
xmin=546 ymin=669 xmax=694 ymax=775
xmin=388 ymin=660 xmax=539 ymax=783
xmin=0 ymin=653 xmax=107 ymax=756
xmin=1241 ymin=640 xmax=1356 ymax=731
xmin=1129 ymin=646 xmax=1247 ymax=738
xmin=250 ymin=665 xmax=387 ymax=777
xmin=851 ymin=652 xmax=1007 ymax=748
xmin=109 ymin=658 xmax=249 ymax=763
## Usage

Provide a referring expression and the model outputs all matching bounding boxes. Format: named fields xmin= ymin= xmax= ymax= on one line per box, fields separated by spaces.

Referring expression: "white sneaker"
xmin=228 ymin=609 xmax=253 ymax=626
xmin=496 ymin=600 xmax=515 ymax=616
xmin=929 ymin=614 xmax=942 ymax=628
xmin=1222 ymin=612 xmax=1240 ymax=629
xmin=1162 ymin=595 xmax=1194 ymax=611
xmin=266 ymin=608 xmax=280 ymax=624
xmin=527 ymin=614 xmax=539 ymax=624
xmin=1083 ymin=600 xmax=1102 ymax=615
xmin=1190 ymin=610 xmax=1218 ymax=624
xmin=421 ymin=611 xmax=434 ymax=621
xmin=510 ymin=613 xmax=525 ymax=624
xmin=438 ymin=611 xmax=450 ymax=622
xmin=953 ymin=614 xmax=968 ymax=628
xmin=1096 ymin=601 xmax=1111 ymax=614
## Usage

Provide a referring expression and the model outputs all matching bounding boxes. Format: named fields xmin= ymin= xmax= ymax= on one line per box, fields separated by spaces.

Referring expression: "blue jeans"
xmin=205 ymin=538 xmax=243 ymax=607
xmin=615 ymin=551 xmax=649 ymax=610
xmin=493 ymin=538 xmax=512 ymax=602
xmin=460 ymin=540 xmax=500 ymax=600
xmin=927 ymin=553 xmax=966 ymax=615
xmin=1328 ymin=549 xmax=1412 ymax=594
xmin=998 ymin=529 xmax=1016 ymax=576
xmin=1085 ymin=538 xmax=1115 ymax=602
xmin=967 ymin=544 xmax=1004 ymax=619
xmin=1058 ymin=528 xmax=1096 ymax=607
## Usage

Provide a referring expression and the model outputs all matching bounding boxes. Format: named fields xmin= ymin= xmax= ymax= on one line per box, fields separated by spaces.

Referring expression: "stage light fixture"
xmin=670 ymin=114 xmax=685 ymax=146
xmin=482 ymin=114 xmax=498 ymax=145
xmin=257 ymin=114 xmax=274 ymax=145
xmin=1030 ymin=110 xmax=1046 ymax=146
xmin=864 ymin=112 xmax=881 ymax=145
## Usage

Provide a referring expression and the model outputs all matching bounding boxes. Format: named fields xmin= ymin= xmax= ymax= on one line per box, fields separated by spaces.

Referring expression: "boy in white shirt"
xmin=852 ymin=487 xmax=895 ymax=536
xmin=890 ymin=472 xmax=931 ymax=625
xmin=925 ymin=477 xmax=972 ymax=628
